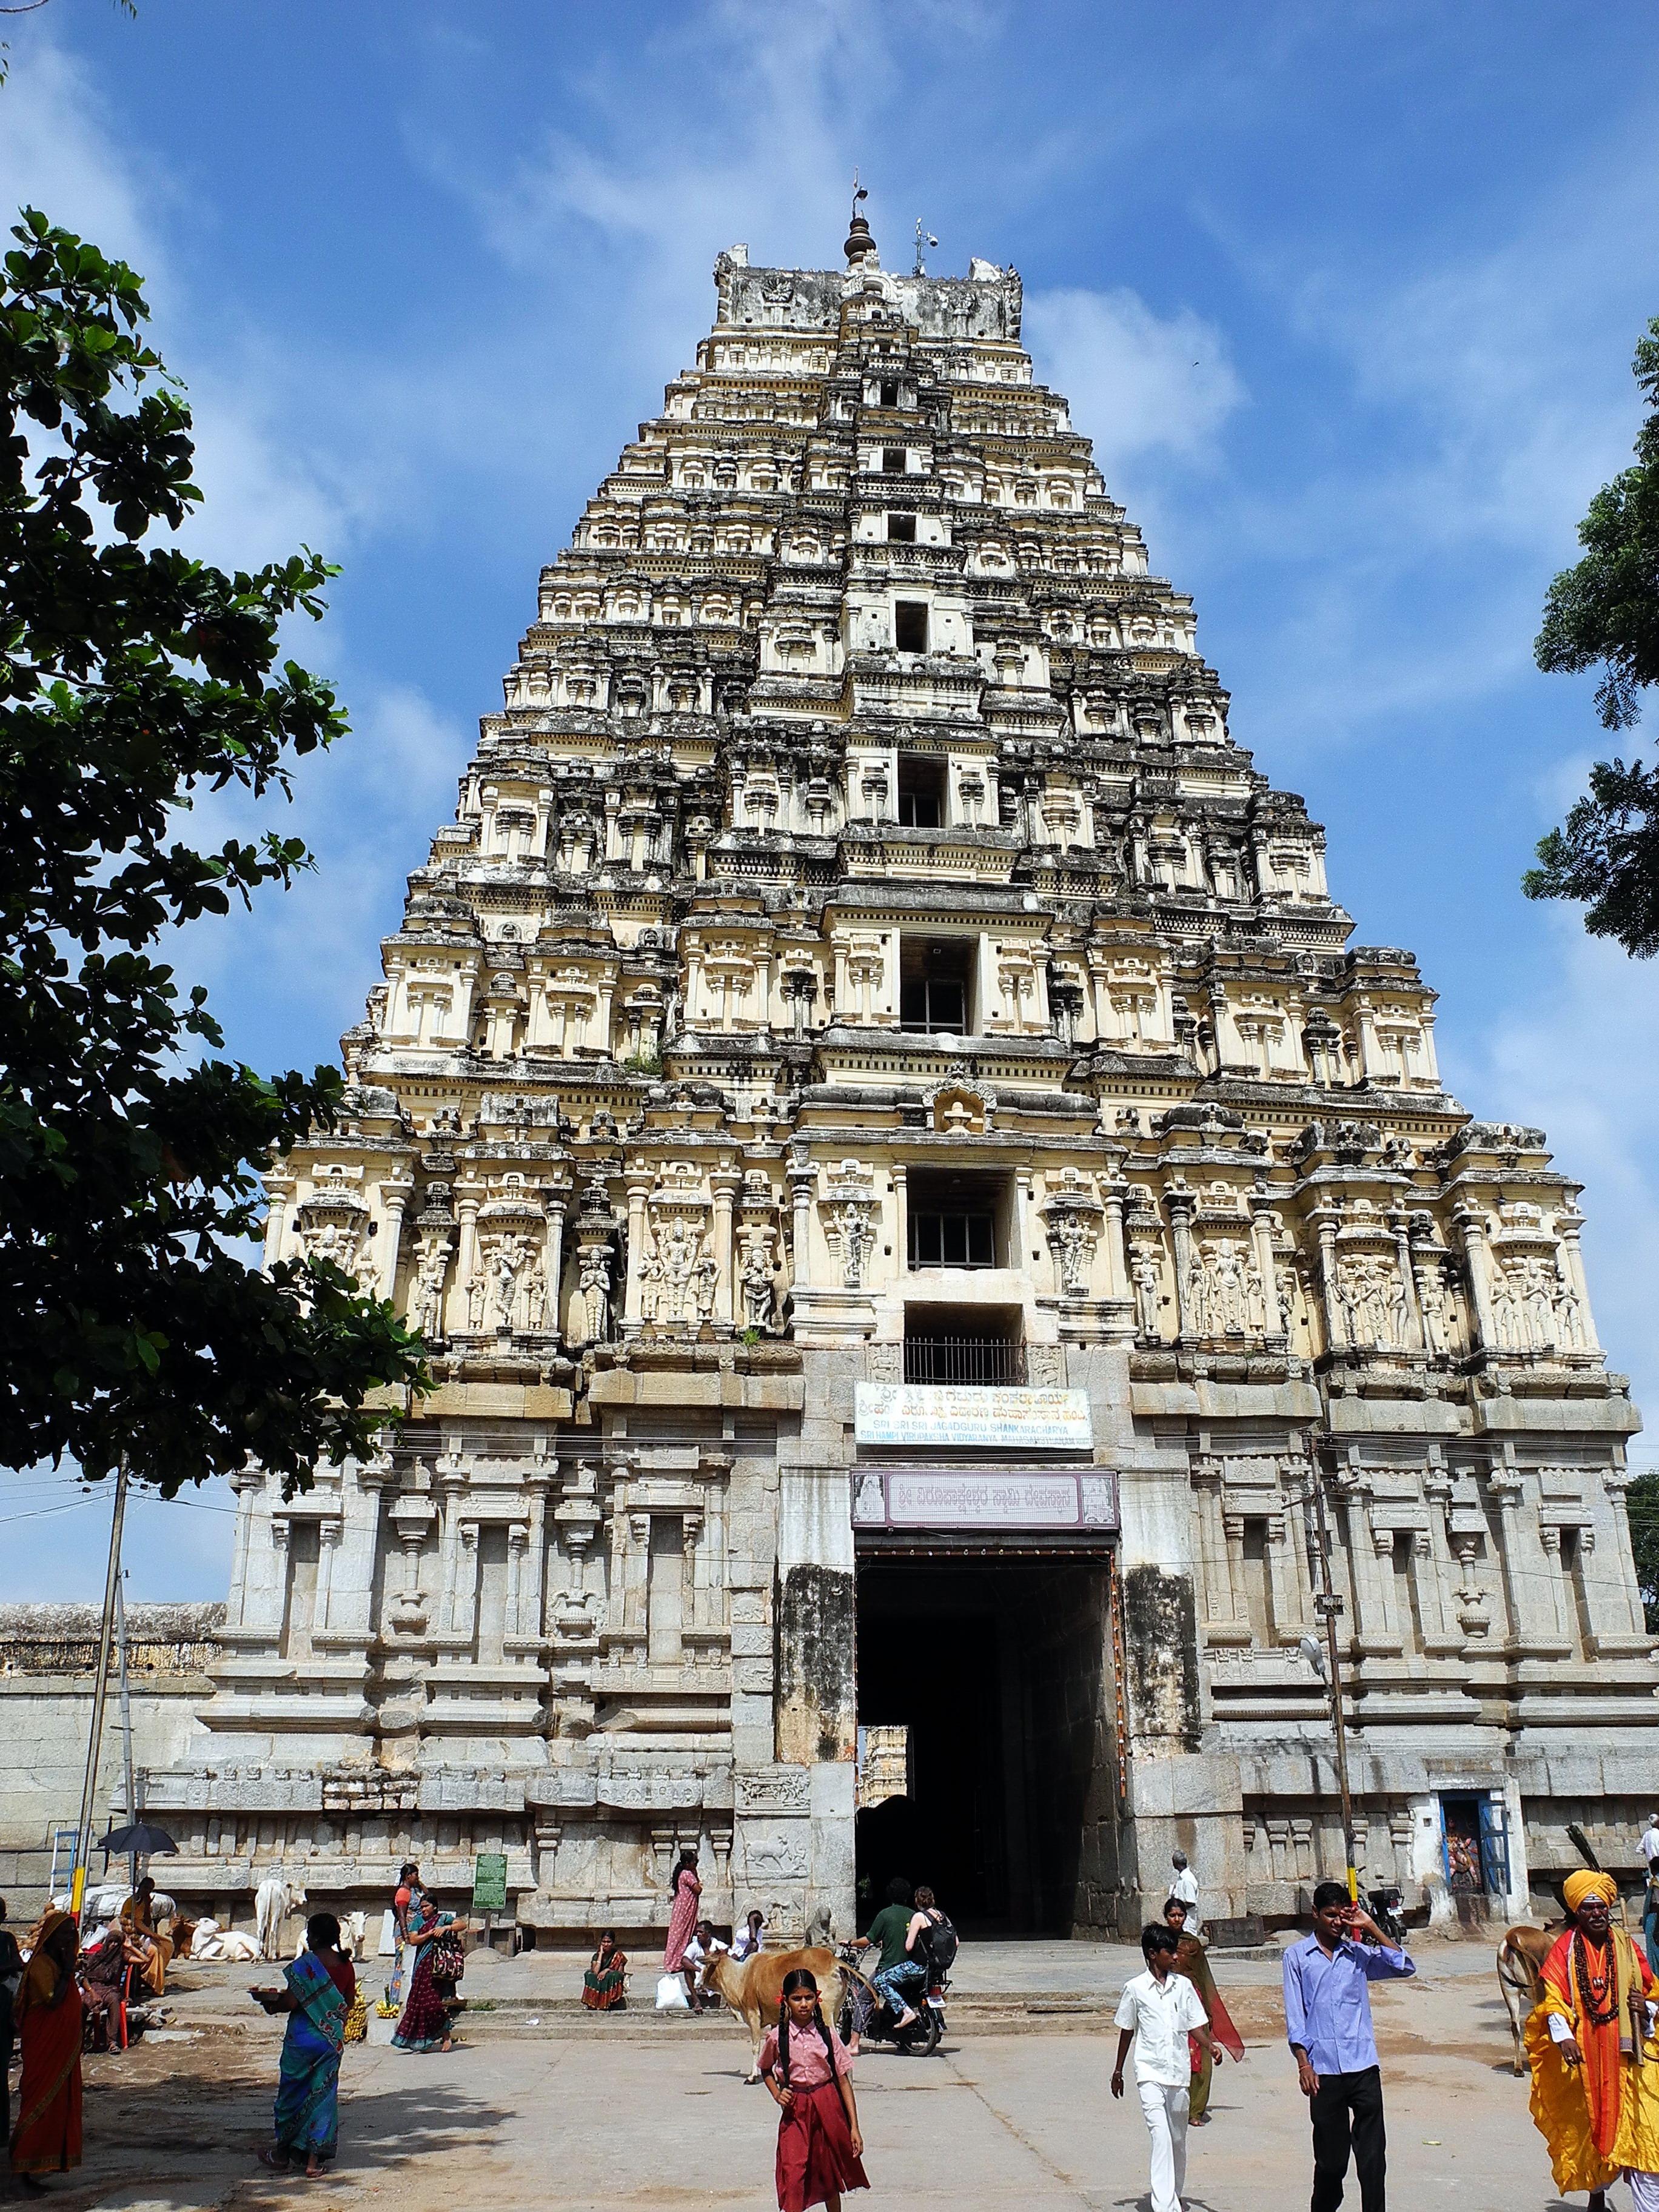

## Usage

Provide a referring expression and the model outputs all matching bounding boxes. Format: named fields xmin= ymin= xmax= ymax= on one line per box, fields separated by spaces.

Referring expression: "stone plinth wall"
xmin=0 ymin=1603 xmax=222 ymax=1918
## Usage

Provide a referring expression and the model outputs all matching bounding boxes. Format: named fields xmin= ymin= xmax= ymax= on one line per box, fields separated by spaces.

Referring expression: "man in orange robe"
xmin=1527 ymin=1869 xmax=1659 ymax=2210
xmin=8 ymin=1909 xmax=84 ymax=2187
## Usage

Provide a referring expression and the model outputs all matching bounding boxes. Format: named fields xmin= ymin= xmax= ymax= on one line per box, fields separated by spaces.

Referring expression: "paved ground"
xmin=1 ymin=1937 xmax=1601 ymax=2211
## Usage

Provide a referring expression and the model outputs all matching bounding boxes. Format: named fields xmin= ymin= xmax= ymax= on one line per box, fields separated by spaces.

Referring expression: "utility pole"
xmin=70 ymin=1459 xmax=129 ymax=1920
xmin=116 ymin=1567 xmax=138 ymax=1897
xmin=1306 ymin=1431 xmax=1359 ymax=1903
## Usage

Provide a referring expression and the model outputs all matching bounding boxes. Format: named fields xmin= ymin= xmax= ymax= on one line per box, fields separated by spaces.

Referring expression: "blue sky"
xmin=3 ymin=0 xmax=1657 ymax=1600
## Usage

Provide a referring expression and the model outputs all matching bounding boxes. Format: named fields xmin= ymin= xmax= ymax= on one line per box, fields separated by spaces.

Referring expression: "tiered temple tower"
xmin=152 ymin=213 xmax=1653 ymax=1942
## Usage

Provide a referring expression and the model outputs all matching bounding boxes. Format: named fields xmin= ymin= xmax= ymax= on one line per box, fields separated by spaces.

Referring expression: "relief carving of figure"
xmin=409 ymin=1235 xmax=451 ymax=1340
xmin=1552 ymin=1268 xmax=1585 ymax=1349
xmin=489 ymin=1236 xmax=526 ymax=1330
xmin=739 ymin=1236 xmax=776 ymax=1329
xmin=521 ymin=1262 xmax=548 ymax=1333
xmin=1521 ymin=1258 xmax=1557 ymax=1353
xmin=840 ymin=1207 xmax=874 ymax=1290
xmin=578 ymin=1243 xmax=613 ymax=1341
xmin=1129 ymin=1242 xmax=1162 ymax=1340
xmin=652 ymin=1217 xmax=706 ymax=1324
xmin=1047 ymin=1212 xmax=1097 ymax=1296
xmin=1415 ymin=1261 xmax=1455 ymax=1356
xmin=466 ymin=1269 xmax=488 ymax=1331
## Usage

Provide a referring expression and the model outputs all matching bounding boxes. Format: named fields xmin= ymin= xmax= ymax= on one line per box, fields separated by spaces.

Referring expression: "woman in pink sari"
xmin=663 ymin=1848 xmax=702 ymax=1992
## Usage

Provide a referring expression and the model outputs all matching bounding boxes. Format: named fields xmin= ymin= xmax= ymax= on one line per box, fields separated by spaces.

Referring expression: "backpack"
xmin=919 ymin=1910 xmax=958 ymax=1975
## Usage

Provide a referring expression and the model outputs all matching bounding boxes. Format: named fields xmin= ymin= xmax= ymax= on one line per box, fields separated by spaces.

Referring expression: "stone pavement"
xmin=4 ymin=1938 xmax=1590 ymax=2211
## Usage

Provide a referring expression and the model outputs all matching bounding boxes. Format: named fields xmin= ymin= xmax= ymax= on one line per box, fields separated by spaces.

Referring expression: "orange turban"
xmin=1563 ymin=1870 xmax=1618 ymax=1914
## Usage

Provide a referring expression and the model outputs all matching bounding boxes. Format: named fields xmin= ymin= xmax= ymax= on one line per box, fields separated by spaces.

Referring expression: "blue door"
xmin=1477 ymin=1796 xmax=1510 ymax=1897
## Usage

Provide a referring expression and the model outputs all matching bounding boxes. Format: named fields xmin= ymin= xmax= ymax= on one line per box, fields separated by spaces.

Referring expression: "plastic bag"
xmin=655 ymin=1972 xmax=691 ymax=2011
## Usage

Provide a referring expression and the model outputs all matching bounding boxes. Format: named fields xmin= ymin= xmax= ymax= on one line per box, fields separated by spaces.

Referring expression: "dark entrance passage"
xmin=854 ymin=1556 xmax=1121 ymax=1936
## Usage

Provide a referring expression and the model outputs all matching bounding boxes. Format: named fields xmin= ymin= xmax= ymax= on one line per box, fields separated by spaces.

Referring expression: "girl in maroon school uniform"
xmin=760 ymin=1968 xmax=870 ymax=2212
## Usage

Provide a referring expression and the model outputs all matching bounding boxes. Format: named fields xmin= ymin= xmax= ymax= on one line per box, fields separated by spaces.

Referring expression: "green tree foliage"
xmin=1526 ymin=318 xmax=1659 ymax=954
xmin=1626 ymin=1470 xmax=1659 ymax=1636
xmin=1 ymin=210 xmax=427 ymax=1494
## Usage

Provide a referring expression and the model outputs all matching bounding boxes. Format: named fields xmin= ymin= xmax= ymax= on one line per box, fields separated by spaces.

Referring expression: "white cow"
xmin=255 ymin=1877 xmax=307 ymax=1961
xmin=293 ymin=1909 xmax=367 ymax=1960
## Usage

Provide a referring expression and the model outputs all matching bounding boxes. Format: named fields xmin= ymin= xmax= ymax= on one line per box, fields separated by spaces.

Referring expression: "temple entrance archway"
xmin=854 ymin=1553 xmax=1122 ymax=1937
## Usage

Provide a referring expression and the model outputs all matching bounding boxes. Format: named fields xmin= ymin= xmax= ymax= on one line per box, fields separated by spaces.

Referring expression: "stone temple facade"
xmin=147 ymin=212 xmax=1654 ymax=1945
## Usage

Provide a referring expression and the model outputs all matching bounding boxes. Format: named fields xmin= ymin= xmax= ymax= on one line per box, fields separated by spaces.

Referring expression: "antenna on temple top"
xmin=844 ymin=170 xmax=877 ymax=266
xmin=914 ymin=219 xmax=939 ymax=277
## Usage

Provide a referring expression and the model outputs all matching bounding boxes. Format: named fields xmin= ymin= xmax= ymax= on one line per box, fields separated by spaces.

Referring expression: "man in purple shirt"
xmin=1283 ymin=1880 xmax=1416 ymax=2212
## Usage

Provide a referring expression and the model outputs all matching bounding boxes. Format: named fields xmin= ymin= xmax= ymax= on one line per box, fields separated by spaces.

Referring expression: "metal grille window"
xmin=907 ymin=1208 xmax=996 ymax=1269
xmin=903 ymin=1335 xmax=1023 ymax=1383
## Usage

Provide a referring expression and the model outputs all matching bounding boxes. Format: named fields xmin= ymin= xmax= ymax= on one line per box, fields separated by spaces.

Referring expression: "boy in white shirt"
xmin=1113 ymin=1922 xmax=1213 ymax=2212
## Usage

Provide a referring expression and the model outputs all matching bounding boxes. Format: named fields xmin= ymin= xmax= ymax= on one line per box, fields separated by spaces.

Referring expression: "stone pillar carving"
xmin=1555 ymin=1206 xmax=1601 ymax=1353
xmin=623 ymin=1168 xmax=652 ymax=1333
xmin=711 ymin=1167 xmax=740 ymax=1326
xmin=378 ymin=1176 xmax=414 ymax=1302
xmin=1315 ymin=1210 xmax=1347 ymax=1350
xmin=788 ymin=1153 xmax=816 ymax=1295
xmin=1101 ymin=1179 xmax=1128 ymax=1304
xmin=543 ymin=1187 xmax=568 ymax=1341
xmin=1167 ymin=1188 xmax=1196 ymax=1339
xmin=454 ymin=1179 xmax=483 ymax=1335
xmin=1248 ymin=1187 xmax=1284 ymax=1339
xmin=1390 ymin=1210 xmax=1424 ymax=1352
xmin=1454 ymin=1205 xmax=1498 ymax=1351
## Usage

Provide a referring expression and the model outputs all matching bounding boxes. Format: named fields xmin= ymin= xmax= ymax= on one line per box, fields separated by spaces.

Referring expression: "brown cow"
xmin=705 ymin=1945 xmax=846 ymax=2083
xmin=1497 ymin=1923 xmax=1558 ymax=2075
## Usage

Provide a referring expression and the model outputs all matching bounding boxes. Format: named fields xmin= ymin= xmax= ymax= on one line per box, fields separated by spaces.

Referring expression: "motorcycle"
xmin=1365 ymin=1886 xmax=1409 ymax=1946
xmin=836 ymin=1943 xmax=948 ymax=2056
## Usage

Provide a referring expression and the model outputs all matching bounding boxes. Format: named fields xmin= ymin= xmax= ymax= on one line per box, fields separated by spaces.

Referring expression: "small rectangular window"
xmin=899 ymin=937 xmax=971 ymax=1031
xmin=896 ymin=754 xmax=946 ymax=828
xmin=905 ymin=1173 xmax=1004 ymax=1271
xmin=886 ymin=512 xmax=916 ymax=543
xmin=880 ymin=379 xmax=900 ymax=409
xmin=882 ymin=447 xmax=907 ymax=475
xmin=908 ymin=1210 xmax=995 ymax=1269
xmin=894 ymin=600 xmax=928 ymax=653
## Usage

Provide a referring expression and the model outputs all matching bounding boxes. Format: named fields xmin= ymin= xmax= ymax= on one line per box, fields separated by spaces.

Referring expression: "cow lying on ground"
xmin=1497 ymin=1923 xmax=1560 ymax=2075
xmin=705 ymin=1945 xmax=846 ymax=2082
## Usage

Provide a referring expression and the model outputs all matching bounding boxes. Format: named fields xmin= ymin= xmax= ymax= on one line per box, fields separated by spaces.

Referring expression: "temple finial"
xmin=845 ymin=170 xmax=876 ymax=266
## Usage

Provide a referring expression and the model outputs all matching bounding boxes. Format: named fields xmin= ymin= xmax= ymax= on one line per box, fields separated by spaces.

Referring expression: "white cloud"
xmin=0 ymin=36 xmax=163 ymax=275
xmin=1023 ymin=286 xmax=1245 ymax=481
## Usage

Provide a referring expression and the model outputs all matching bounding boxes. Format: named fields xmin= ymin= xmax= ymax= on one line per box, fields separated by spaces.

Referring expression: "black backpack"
xmin=919 ymin=1909 xmax=958 ymax=1974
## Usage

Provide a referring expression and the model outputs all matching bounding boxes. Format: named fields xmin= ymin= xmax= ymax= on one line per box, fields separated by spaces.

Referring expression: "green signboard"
xmin=471 ymin=1851 xmax=509 ymax=1916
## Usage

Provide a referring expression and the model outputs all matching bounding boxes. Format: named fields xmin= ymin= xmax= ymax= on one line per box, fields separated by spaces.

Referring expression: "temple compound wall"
xmin=124 ymin=216 xmax=1650 ymax=1945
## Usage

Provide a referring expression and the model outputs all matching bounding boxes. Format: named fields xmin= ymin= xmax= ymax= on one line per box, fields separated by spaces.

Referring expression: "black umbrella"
xmin=96 ymin=1822 xmax=178 ymax=1858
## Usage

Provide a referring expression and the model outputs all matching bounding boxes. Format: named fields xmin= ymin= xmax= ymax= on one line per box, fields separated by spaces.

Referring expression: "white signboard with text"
xmin=853 ymin=1381 xmax=1093 ymax=1452
xmin=851 ymin=1466 xmax=1119 ymax=1534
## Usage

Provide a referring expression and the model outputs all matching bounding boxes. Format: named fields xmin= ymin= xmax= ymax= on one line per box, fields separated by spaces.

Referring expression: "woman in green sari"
xmin=251 ymin=1912 xmax=356 ymax=2176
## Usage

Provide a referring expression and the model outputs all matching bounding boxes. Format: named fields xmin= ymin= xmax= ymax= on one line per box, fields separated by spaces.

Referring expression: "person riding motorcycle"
xmin=854 ymin=1880 xmax=947 ymax=2033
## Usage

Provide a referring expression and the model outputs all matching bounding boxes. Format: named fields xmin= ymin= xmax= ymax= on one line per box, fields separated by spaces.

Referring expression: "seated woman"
xmin=78 ymin=1921 xmax=145 ymax=2051
xmin=250 ymin=1912 xmax=357 ymax=2179
xmin=581 ymin=1930 xmax=628 ymax=2012
xmin=121 ymin=1877 xmax=173 ymax=1997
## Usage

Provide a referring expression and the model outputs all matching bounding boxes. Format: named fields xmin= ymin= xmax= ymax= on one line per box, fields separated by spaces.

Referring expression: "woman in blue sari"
xmin=250 ymin=1912 xmax=355 ymax=2176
